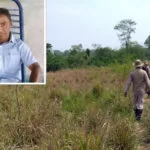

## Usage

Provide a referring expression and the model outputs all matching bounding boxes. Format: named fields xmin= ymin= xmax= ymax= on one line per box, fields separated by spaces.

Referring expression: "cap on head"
xmin=134 ymin=59 xmax=143 ymax=68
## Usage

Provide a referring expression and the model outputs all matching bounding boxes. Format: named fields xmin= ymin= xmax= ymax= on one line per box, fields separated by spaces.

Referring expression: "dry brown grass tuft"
xmin=0 ymin=66 xmax=139 ymax=149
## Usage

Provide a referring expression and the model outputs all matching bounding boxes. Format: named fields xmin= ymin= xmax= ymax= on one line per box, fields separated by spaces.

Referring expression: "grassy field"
xmin=0 ymin=64 xmax=149 ymax=149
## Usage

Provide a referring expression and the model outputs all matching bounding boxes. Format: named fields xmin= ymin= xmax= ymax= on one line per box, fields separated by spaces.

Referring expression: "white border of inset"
xmin=0 ymin=0 xmax=46 ymax=85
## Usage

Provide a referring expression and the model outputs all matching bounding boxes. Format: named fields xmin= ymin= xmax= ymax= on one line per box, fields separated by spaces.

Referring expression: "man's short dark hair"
xmin=0 ymin=8 xmax=11 ymax=21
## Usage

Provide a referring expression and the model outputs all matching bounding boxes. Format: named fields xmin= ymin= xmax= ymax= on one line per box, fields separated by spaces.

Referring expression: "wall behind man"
xmin=0 ymin=0 xmax=44 ymax=78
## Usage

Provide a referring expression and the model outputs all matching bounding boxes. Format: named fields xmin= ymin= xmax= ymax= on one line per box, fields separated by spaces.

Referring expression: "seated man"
xmin=0 ymin=8 xmax=42 ymax=83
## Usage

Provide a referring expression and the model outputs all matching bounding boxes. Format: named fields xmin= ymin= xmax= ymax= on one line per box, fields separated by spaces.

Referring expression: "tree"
xmin=71 ymin=44 xmax=83 ymax=52
xmin=144 ymin=35 xmax=150 ymax=49
xmin=67 ymin=51 xmax=88 ymax=68
xmin=54 ymin=50 xmax=63 ymax=56
xmin=114 ymin=19 xmax=136 ymax=48
xmin=67 ymin=44 xmax=87 ymax=68
xmin=69 ymin=44 xmax=83 ymax=55
xmin=92 ymin=44 xmax=101 ymax=49
xmin=129 ymin=41 xmax=143 ymax=48
xmin=46 ymin=43 xmax=52 ymax=54
xmin=92 ymin=47 xmax=115 ymax=66
xmin=86 ymin=48 xmax=90 ymax=57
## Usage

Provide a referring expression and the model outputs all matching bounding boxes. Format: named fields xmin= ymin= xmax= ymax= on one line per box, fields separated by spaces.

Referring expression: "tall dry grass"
xmin=0 ymin=65 xmax=139 ymax=149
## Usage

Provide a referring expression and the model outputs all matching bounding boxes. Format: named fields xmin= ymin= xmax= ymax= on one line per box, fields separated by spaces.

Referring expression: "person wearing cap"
xmin=124 ymin=59 xmax=150 ymax=121
xmin=0 ymin=8 xmax=42 ymax=82
xmin=142 ymin=61 xmax=150 ymax=79
xmin=142 ymin=61 xmax=150 ymax=95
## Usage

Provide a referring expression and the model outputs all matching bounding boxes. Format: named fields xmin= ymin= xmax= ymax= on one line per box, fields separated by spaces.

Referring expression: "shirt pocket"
xmin=4 ymin=50 xmax=21 ymax=75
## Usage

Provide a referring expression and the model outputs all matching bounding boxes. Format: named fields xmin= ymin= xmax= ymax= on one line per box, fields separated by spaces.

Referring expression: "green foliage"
xmin=46 ymin=43 xmax=52 ymax=55
xmin=144 ymin=34 xmax=150 ymax=49
xmin=110 ymin=63 xmax=133 ymax=76
xmin=62 ymin=94 xmax=86 ymax=114
xmin=47 ymin=49 xmax=68 ymax=72
xmin=92 ymin=84 xmax=104 ymax=98
xmin=68 ymin=52 xmax=88 ymax=68
xmin=46 ymin=42 xmax=150 ymax=72
xmin=91 ymin=47 xmax=115 ymax=66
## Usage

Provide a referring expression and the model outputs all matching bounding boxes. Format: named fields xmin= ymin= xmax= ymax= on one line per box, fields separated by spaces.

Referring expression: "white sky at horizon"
xmin=47 ymin=0 xmax=150 ymax=51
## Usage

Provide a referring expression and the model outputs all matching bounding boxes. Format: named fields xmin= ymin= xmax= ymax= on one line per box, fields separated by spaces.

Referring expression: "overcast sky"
xmin=47 ymin=0 xmax=150 ymax=51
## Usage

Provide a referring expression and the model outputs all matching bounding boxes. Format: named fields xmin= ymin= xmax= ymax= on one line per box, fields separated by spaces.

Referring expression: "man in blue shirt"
xmin=0 ymin=8 xmax=42 ymax=83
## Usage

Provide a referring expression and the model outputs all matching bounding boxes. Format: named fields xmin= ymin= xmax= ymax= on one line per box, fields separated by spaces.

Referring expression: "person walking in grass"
xmin=142 ymin=61 xmax=150 ymax=79
xmin=124 ymin=59 xmax=150 ymax=121
xmin=142 ymin=61 xmax=150 ymax=95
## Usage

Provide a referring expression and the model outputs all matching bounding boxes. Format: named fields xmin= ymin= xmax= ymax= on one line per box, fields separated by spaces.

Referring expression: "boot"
xmin=134 ymin=109 xmax=143 ymax=121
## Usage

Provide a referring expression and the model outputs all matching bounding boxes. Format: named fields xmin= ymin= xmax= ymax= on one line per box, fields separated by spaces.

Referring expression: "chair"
xmin=9 ymin=0 xmax=25 ymax=82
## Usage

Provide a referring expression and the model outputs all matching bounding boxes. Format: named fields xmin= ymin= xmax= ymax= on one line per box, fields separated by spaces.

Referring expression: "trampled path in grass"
xmin=137 ymin=97 xmax=150 ymax=150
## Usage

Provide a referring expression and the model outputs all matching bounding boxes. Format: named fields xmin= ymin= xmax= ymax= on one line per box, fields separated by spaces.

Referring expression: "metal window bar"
xmin=10 ymin=0 xmax=25 ymax=82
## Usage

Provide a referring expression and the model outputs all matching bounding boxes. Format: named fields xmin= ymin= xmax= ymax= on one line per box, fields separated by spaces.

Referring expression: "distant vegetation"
xmin=47 ymin=19 xmax=150 ymax=72
xmin=47 ymin=43 xmax=150 ymax=72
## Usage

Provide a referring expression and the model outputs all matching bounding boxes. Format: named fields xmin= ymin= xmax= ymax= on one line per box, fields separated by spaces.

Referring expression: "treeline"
xmin=47 ymin=19 xmax=150 ymax=72
xmin=47 ymin=43 xmax=150 ymax=72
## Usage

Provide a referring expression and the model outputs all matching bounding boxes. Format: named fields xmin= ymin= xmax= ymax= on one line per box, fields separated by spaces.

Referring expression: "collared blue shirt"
xmin=0 ymin=34 xmax=37 ymax=83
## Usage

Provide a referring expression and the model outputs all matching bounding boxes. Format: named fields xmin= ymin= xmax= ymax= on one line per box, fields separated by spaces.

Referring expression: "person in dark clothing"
xmin=142 ymin=61 xmax=150 ymax=95
xmin=142 ymin=61 xmax=150 ymax=79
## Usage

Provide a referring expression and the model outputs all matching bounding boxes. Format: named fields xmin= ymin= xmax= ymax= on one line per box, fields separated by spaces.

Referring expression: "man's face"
xmin=0 ymin=15 xmax=12 ymax=42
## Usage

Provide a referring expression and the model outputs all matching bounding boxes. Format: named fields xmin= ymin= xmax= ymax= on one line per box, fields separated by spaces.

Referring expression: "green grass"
xmin=0 ymin=64 xmax=140 ymax=149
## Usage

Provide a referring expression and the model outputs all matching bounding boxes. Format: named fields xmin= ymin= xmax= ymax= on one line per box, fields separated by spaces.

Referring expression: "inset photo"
xmin=0 ymin=0 xmax=45 ymax=84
